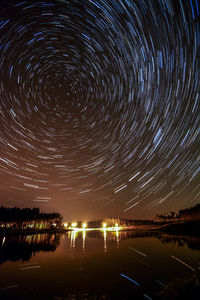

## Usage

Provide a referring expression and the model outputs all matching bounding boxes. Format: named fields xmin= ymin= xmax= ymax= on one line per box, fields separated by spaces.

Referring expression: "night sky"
xmin=0 ymin=0 xmax=199 ymax=221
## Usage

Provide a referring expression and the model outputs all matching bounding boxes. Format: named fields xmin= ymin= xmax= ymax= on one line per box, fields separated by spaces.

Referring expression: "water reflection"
xmin=67 ymin=229 xmax=121 ymax=253
xmin=70 ymin=230 xmax=77 ymax=248
xmin=0 ymin=231 xmax=200 ymax=264
xmin=157 ymin=234 xmax=200 ymax=251
xmin=67 ymin=229 xmax=200 ymax=253
xmin=0 ymin=234 xmax=60 ymax=265
xmin=82 ymin=229 xmax=86 ymax=251
xmin=103 ymin=229 xmax=107 ymax=253
xmin=0 ymin=231 xmax=200 ymax=299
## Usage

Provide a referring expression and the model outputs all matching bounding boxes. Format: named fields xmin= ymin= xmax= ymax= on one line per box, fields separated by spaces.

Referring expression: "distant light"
xmin=64 ymin=223 xmax=68 ymax=228
xmin=71 ymin=222 xmax=77 ymax=228
xmin=102 ymin=223 xmax=107 ymax=228
xmin=115 ymin=223 xmax=119 ymax=227
xmin=82 ymin=223 xmax=87 ymax=228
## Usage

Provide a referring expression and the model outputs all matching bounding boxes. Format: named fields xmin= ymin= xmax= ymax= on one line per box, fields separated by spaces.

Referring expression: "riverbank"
xmin=121 ymin=220 xmax=200 ymax=237
xmin=1 ymin=220 xmax=200 ymax=237
xmin=0 ymin=228 xmax=69 ymax=236
xmin=153 ymin=220 xmax=200 ymax=236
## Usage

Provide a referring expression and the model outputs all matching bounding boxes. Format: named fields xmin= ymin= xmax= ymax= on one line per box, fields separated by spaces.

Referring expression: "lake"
xmin=0 ymin=230 xmax=200 ymax=299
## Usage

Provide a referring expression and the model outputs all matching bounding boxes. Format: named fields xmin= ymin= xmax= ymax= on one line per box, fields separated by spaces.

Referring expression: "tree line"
xmin=0 ymin=206 xmax=62 ymax=222
xmin=155 ymin=204 xmax=200 ymax=222
xmin=0 ymin=206 xmax=62 ymax=230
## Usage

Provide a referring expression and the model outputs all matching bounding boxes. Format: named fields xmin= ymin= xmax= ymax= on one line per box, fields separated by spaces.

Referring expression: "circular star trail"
xmin=0 ymin=0 xmax=199 ymax=219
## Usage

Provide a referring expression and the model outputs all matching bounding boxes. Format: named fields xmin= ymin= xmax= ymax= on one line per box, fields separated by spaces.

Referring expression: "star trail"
xmin=0 ymin=0 xmax=199 ymax=220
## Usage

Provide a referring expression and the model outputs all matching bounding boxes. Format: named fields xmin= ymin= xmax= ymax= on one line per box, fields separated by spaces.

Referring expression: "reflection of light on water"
xmin=115 ymin=230 xmax=119 ymax=248
xmin=103 ymin=229 xmax=107 ymax=253
xmin=82 ymin=229 xmax=86 ymax=251
xmin=69 ymin=230 xmax=86 ymax=251
xmin=70 ymin=230 xmax=77 ymax=248
xmin=68 ymin=228 xmax=121 ymax=252
xmin=171 ymin=255 xmax=195 ymax=271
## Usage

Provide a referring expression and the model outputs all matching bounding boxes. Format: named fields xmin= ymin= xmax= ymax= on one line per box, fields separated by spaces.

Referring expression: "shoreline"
xmin=0 ymin=228 xmax=69 ymax=236
xmin=0 ymin=220 xmax=200 ymax=237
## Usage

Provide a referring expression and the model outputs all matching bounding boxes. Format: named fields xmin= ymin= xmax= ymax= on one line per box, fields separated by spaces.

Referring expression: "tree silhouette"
xmin=0 ymin=206 xmax=62 ymax=230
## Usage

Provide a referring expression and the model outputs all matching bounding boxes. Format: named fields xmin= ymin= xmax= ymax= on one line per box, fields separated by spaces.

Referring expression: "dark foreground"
xmin=0 ymin=229 xmax=200 ymax=300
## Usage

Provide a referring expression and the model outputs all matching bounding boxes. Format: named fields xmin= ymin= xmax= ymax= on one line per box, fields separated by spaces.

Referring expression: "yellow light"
xmin=64 ymin=223 xmax=68 ymax=228
xmin=103 ymin=223 xmax=107 ymax=228
xmin=71 ymin=222 xmax=77 ymax=228
xmin=82 ymin=223 xmax=87 ymax=228
xmin=115 ymin=223 xmax=119 ymax=227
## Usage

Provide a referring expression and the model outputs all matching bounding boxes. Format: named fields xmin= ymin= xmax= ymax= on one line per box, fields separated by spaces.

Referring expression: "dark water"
xmin=0 ymin=230 xmax=200 ymax=300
